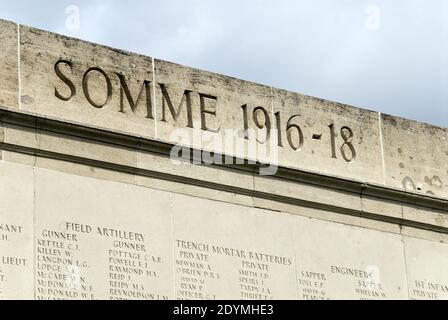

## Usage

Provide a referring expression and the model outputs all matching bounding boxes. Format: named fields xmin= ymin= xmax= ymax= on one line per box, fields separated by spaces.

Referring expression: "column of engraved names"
xmin=65 ymin=222 xmax=168 ymax=300
xmin=297 ymin=271 xmax=329 ymax=300
xmin=239 ymin=251 xmax=293 ymax=300
xmin=0 ymin=223 xmax=29 ymax=299
xmin=35 ymin=226 xmax=94 ymax=300
xmin=103 ymin=225 xmax=168 ymax=300
xmin=175 ymin=240 xmax=218 ymax=300
xmin=175 ymin=240 xmax=293 ymax=300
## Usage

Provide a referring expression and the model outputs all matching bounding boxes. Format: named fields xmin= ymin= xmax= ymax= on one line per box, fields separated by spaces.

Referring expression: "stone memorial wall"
xmin=0 ymin=18 xmax=448 ymax=300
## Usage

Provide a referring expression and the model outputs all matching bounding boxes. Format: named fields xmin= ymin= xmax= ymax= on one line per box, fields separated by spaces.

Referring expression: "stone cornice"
xmin=1 ymin=107 xmax=447 ymax=235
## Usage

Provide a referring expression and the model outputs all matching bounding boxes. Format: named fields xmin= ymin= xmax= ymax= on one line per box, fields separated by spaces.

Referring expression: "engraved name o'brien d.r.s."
xmin=53 ymin=59 xmax=357 ymax=162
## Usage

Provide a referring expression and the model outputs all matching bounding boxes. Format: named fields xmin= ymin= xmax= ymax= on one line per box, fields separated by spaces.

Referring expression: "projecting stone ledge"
xmin=0 ymin=18 xmax=447 ymax=199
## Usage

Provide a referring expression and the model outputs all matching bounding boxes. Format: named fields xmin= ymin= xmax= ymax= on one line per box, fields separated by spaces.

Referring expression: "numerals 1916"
xmin=241 ymin=105 xmax=357 ymax=163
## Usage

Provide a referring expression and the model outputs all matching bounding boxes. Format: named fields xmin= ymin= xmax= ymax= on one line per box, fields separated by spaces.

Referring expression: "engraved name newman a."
xmin=53 ymin=59 xmax=220 ymax=133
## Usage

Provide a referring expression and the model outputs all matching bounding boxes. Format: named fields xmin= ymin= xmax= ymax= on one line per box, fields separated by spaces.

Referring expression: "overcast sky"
xmin=1 ymin=0 xmax=447 ymax=127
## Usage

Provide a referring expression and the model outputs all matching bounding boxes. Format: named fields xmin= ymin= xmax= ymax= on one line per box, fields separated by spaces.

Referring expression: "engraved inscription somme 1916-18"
xmin=54 ymin=59 xmax=357 ymax=163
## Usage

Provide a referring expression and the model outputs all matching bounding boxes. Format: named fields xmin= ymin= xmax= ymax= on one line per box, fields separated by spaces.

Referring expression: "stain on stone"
xmin=401 ymin=121 xmax=411 ymax=131
xmin=21 ymin=95 xmax=34 ymax=104
xmin=29 ymin=28 xmax=43 ymax=36
xmin=427 ymin=190 xmax=435 ymax=196
xmin=425 ymin=176 xmax=443 ymax=189
xmin=109 ymin=47 xmax=131 ymax=57
xmin=402 ymin=177 xmax=416 ymax=191
xmin=306 ymin=118 xmax=316 ymax=127
xmin=398 ymin=148 xmax=403 ymax=154
xmin=388 ymin=118 xmax=398 ymax=127
xmin=399 ymin=163 xmax=405 ymax=169
xmin=423 ymin=122 xmax=441 ymax=135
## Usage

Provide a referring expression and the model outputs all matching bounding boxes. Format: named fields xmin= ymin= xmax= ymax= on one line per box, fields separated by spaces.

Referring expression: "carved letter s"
xmin=54 ymin=59 xmax=76 ymax=101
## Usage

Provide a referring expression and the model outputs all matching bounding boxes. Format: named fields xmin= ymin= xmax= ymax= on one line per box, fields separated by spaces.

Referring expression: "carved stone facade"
xmin=0 ymin=18 xmax=447 ymax=300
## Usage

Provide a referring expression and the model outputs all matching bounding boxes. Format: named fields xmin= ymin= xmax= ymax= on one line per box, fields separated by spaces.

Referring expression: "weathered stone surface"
xmin=361 ymin=196 xmax=403 ymax=220
xmin=273 ymin=89 xmax=384 ymax=184
xmin=360 ymin=195 xmax=403 ymax=234
xmin=0 ymin=162 xmax=34 ymax=300
xmin=34 ymin=168 xmax=173 ymax=300
xmin=0 ymin=19 xmax=18 ymax=108
xmin=405 ymin=236 xmax=448 ymax=300
xmin=20 ymin=25 xmax=156 ymax=140
xmin=382 ymin=114 xmax=448 ymax=199
xmin=401 ymin=226 xmax=448 ymax=245
xmin=37 ymin=130 xmax=138 ymax=168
